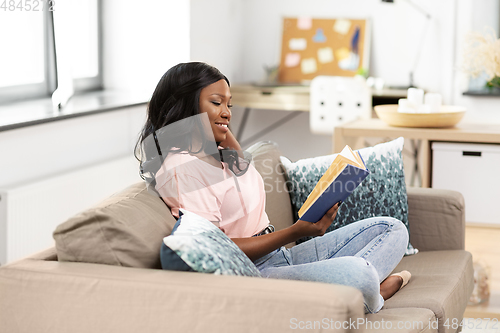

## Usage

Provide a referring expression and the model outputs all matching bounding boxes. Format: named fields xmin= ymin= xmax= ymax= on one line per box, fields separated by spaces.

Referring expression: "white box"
xmin=432 ymin=142 xmax=500 ymax=225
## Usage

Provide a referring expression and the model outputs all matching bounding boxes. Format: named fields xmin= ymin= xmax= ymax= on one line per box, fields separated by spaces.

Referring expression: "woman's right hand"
xmin=293 ymin=201 xmax=341 ymax=238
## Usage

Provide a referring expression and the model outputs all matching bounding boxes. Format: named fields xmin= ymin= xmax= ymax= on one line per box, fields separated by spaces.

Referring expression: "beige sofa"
xmin=0 ymin=142 xmax=473 ymax=333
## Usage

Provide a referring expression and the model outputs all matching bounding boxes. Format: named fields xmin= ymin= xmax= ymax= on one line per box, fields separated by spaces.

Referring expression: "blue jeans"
xmin=253 ymin=217 xmax=409 ymax=314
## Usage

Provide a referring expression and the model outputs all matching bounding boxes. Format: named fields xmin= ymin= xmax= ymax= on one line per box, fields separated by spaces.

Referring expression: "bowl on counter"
xmin=374 ymin=104 xmax=466 ymax=128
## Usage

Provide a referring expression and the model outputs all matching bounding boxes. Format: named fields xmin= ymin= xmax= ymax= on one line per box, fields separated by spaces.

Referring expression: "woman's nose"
xmin=221 ymin=106 xmax=231 ymax=119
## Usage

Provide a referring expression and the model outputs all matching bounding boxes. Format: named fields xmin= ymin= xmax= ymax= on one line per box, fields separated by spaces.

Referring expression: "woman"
xmin=135 ymin=62 xmax=410 ymax=314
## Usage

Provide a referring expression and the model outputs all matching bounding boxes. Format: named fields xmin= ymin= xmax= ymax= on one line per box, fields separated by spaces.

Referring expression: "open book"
xmin=298 ymin=146 xmax=370 ymax=223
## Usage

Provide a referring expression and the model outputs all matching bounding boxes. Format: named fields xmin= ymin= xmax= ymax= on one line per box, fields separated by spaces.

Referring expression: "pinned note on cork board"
xmin=278 ymin=17 xmax=371 ymax=84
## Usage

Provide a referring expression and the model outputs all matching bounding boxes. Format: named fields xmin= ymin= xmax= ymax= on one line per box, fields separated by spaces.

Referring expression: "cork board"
xmin=278 ymin=17 xmax=371 ymax=84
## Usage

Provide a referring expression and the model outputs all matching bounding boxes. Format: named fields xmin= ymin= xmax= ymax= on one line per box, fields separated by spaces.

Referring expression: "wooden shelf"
xmin=334 ymin=119 xmax=500 ymax=187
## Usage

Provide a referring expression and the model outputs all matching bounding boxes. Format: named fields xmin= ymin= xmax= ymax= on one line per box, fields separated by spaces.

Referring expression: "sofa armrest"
xmin=0 ymin=253 xmax=365 ymax=333
xmin=406 ymin=187 xmax=465 ymax=252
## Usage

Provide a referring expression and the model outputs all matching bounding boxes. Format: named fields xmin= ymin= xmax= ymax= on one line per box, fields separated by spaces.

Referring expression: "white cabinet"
xmin=432 ymin=142 xmax=500 ymax=225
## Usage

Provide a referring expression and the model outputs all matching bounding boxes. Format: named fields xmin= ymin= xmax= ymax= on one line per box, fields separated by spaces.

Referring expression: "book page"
xmin=340 ymin=146 xmax=365 ymax=169
xmin=339 ymin=145 xmax=357 ymax=163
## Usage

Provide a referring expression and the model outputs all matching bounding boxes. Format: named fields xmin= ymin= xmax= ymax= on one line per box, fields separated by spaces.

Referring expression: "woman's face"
xmin=199 ymin=79 xmax=232 ymax=143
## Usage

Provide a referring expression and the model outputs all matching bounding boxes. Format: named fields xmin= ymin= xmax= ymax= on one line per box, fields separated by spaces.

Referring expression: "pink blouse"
xmin=154 ymin=151 xmax=270 ymax=238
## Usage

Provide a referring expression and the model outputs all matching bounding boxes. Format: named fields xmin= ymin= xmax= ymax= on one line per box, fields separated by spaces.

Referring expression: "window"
xmin=0 ymin=0 xmax=101 ymax=104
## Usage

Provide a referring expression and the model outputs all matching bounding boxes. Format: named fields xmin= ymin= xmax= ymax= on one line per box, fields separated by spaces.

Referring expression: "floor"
xmin=465 ymin=226 xmax=500 ymax=292
xmin=463 ymin=225 xmax=500 ymax=330
xmin=461 ymin=317 xmax=500 ymax=333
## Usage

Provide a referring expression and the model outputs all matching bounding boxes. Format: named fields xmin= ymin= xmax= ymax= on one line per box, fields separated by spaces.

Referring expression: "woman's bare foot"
xmin=380 ymin=271 xmax=411 ymax=300
xmin=380 ymin=275 xmax=403 ymax=300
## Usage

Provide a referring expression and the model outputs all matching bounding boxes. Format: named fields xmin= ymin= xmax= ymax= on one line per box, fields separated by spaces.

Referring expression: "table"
xmin=231 ymin=84 xmax=408 ymax=111
xmin=334 ymin=119 xmax=500 ymax=187
xmin=230 ymin=84 xmax=407 ymax=145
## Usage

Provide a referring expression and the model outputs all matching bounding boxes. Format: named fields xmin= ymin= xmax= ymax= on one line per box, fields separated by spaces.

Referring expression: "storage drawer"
xmin=432 ymin=142 xmax=500 ymax=225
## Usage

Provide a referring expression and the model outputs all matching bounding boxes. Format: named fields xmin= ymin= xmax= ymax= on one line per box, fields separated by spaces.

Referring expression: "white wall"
xmin=453 ymin=0 xmax=500 ymax=124
xmin=102 ymin=0 xmax=190 ymax=95
xmin=190 ymin=0 xmax=244 ymax=83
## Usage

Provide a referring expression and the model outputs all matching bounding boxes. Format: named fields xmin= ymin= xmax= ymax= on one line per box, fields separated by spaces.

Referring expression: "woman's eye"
xmin=228 ymin=104 xmax=233 ymax=108
xmin=211 ymin=101 xmax=221 ymax=106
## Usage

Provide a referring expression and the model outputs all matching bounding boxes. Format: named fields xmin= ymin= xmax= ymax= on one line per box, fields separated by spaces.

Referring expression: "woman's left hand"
xmin=293 ymin=201 xmax=341 ymax=237
xmin=232 ymin=202 xmax=341 ymax=261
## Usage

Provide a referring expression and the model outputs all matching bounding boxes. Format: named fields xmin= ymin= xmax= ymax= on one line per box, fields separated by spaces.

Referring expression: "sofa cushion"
xmin=385 ymin=250 xmax=474 ymax=333
xmin=246 ymin=141 xmax=295 ymax=232
xmin=365 ymin=308 xmax=437 ymax=333
xmin=281 ymin=137 xmax=417 ymax=255
xmin=160 ymin=209 xmax=261 ymax=277
xmin=53 ymin=182 xmax=176 ymax=269
xmin=406 ymin=187 xmax=465 ymax=251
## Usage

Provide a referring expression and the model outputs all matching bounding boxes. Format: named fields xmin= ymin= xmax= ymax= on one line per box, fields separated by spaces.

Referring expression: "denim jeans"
xmin=253 ymin=217 xmax=409 ymax=314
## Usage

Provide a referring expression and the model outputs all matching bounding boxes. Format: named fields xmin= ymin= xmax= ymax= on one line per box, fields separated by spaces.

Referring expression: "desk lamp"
xmin=381 ymin=0 xmax=432 ymax=88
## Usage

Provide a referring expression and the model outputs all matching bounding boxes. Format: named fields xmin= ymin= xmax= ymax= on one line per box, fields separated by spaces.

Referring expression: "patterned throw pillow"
xmin=280 ymin=137 xmax=418 ymax=255
xmin=160 ymin=209 xmax=262 ymax=277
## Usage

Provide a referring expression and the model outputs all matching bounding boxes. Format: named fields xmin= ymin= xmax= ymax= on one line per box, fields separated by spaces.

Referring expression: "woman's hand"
xmin=293 ymin=201 xmax=341 ymax=237
xmin=232 ymin=201 xmax=341 ymax=261
xmin=219 ymin=129 xmax=242 ymax=151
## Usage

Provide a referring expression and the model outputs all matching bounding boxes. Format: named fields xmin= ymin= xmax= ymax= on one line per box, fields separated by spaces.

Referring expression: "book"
xmin=298 ymin=145 xmax=370 ymax=223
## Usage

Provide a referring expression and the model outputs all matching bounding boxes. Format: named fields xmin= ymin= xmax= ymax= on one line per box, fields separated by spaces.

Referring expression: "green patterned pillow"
xmin=160 ymin=209 xmax=262 ymax=276
xmin=280 ymin=137 xmax=418 ymax=255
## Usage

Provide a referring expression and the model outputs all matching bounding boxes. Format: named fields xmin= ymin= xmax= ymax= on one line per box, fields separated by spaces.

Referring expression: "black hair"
xmin=134 ymin=62 xmax=249 ymax=184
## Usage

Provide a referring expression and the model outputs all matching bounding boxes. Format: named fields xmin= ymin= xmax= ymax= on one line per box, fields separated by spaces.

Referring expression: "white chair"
xmin=310 ymin=76 xmax=372 ymax=135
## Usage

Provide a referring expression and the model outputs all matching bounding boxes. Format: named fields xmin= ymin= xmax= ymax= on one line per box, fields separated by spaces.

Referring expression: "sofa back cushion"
xmin=53 ymin=182 xmax=176 ymax=269
xmin=246 ymin=141 xmax=295 ymax=232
